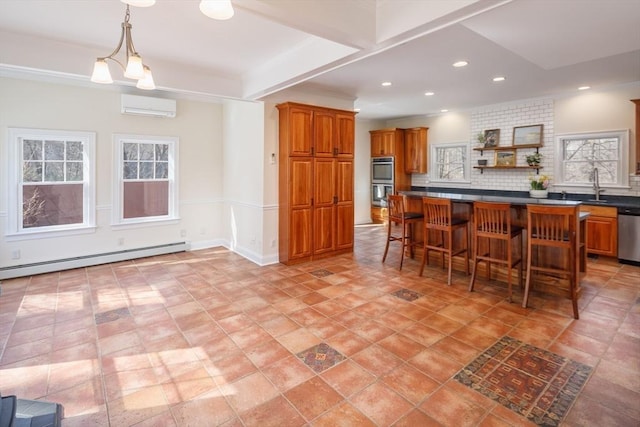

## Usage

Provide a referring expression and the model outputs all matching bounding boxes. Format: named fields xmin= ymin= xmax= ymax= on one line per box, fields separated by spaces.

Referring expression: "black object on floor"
xmin=0 ymin=392 xmax=63 ymax=427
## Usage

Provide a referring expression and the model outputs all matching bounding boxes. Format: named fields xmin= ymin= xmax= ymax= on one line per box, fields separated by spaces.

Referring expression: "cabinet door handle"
xmin=333 ymin=148 xmax=338 ymax=156
xmin=311 ymin=198 xmax=314 ymax=206
xmin=311 ymin=147 xmax=314 ymax=156
xmin=333 ymin=196 xmax=338 ymax=204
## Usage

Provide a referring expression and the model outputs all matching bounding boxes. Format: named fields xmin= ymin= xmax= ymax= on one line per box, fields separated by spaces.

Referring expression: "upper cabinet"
xmin=370 ymin=128 xmax=404 ymax=157
xmin=282 ymin=105 xmax=313 ymax=156
xmin=313 ymin=110 xmax=335 ymax=157
xmin=336 ymin=112 xmax=355 ymax=157
xmin=278 ymin=102 xmax=355 ymax=158
xmin=404 ymin=127 xmax=428 ymax=173
xmin=370 ymin=127 xmax=428 ymax=174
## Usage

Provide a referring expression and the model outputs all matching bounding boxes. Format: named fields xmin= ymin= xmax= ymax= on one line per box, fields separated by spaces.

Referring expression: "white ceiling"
xmin=0 ymin=0 xmax=638 ymax=120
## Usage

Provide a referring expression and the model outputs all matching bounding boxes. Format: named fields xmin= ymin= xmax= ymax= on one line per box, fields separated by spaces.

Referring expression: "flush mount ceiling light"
xmin=91 ymin=4 xmax=155 ymax=90
xmin=200 ymin=0 xmax=235 ymax=20
xmin=121 ymin=0 xmax=235 ymax=18
xmin=452 ymin=61 xmax=468 ymax=68
xmin=121 ymin=0 xmax=155 ymax=6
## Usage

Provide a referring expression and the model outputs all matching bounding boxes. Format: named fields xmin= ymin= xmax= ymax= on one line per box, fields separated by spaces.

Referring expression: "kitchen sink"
xmin=586 ymin=199 xmax=609 ymax=204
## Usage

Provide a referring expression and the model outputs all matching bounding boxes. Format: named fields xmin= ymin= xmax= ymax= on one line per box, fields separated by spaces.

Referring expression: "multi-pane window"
xmin=6 ymin=128 xmax=95 ymax=238
xmin=430 ymin=143 xmax=469 ymax=182
xmin=113 ymin=134 xmax=178 ymax=225
xmin=556 ymin=130 xmax=629 ymax=187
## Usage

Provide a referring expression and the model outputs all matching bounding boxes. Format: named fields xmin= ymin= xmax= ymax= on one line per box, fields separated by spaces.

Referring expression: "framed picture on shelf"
xmin=513 ymin=124 xmax=543 ymax=146
xmin=495 ymin=150 xmax=516 ymax=166
xmin=483 ymin=129 xmax=500 ymax=147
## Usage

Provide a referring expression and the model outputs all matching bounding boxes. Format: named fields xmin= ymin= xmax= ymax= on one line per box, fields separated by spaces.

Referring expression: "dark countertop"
xmin=402 ymin=190 xmax=583 ymax=206
xmin=409 ymin=187 xmax=640 ymax=210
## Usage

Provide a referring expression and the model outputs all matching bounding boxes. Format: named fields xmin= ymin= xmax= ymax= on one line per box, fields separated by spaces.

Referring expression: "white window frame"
xmin=5 ymin=128 xmax=96 ymax=241
xmin=112 ymin=134 xmax=179 ymax=228
xmin=429 ymin=142 xmax=471 ymax=184
xmin=554 ymin=129 xmax=629 ymax=189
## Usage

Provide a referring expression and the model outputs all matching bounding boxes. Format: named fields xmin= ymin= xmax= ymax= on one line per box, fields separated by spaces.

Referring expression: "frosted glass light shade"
xmin=136 ymin=66 xmax=156 ymax=90
xmin=200 ymin=0 xmax=234 ymax=20
xmin=91 ymin=59 xmax=113 ymax=84
xmin=120 ymin=0 xmax=156 ymax=7
xmin=124 ymin=54 xmax=145 ymax=79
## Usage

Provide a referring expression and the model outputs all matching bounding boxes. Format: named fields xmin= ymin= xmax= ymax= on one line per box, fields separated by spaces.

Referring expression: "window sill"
xmin=111 ymin=217 xmax=180 ymax=230
xmin=5 ymin=225 xmax=97 ymax=242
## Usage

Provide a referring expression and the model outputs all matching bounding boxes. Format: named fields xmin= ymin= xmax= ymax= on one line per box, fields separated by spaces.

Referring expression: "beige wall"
xmin=0 ymin=77 xmax=225 ymax=268
xmin=555 ymin=82 xmax=640 ymax=167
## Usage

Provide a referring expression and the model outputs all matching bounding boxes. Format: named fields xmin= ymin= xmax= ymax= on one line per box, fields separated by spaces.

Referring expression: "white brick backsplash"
xmin=470 ymin=99 xmax=554 ymax=191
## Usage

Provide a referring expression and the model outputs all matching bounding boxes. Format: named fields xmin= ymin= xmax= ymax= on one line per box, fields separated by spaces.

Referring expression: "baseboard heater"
xmin=0 ymin=242 xmax=189 ymax=280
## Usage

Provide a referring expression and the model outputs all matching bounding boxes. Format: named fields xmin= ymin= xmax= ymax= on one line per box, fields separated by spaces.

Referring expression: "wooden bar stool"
xmin=419 ymin=197 xmax=470 ymax=285
xmin=522 ymin=204 xmax=581 ymax=319
xmin=468 ymin=201 xmax=524 ymax=302
xmin=382 ymin=194 xmax=424 ymax=270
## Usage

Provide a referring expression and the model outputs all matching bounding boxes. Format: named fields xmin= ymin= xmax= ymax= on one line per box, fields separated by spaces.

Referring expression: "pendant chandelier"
xmin=90 ymin=4 xmax=155 ymax=90
xmin=90 ymin=0 xmax=234 ymax=90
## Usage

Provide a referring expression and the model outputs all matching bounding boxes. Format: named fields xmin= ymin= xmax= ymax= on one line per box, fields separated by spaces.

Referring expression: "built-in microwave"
xmin=372 ymin=183 xmax=394 ymax=207
xmin=372 ymin=157 xmax=394 ymax=183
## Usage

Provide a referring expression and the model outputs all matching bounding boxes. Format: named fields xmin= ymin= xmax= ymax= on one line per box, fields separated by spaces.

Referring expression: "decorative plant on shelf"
xmin=476 ymin=132 xmax=486 ymax=147
xmin=525 ymin=152 xmax=543 ymax=166
xmin=529 ymin=174 xmax=550 ymax=190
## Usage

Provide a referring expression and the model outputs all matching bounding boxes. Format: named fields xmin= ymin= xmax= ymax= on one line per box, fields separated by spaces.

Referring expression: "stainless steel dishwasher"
xmin=618 ymin=206 xmax=640 ymax=265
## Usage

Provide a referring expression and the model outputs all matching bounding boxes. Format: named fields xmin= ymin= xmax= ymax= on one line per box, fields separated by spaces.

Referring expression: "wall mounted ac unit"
xmin=121 ymin=94 xmax=176 ymax=118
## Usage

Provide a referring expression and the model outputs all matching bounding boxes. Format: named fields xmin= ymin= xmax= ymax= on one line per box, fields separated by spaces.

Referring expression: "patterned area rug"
xmin=310 ymin=269 xmax=334 ymax=278
xmin=391 ymin=288 xmax=422 ymax=302
xmin=95 ymin=307 xmax=131 ymax=324
xmin=297 ymin=343 xmax=345 ymax=373
xmin=454 ymin=336 xmax=592 ymax=426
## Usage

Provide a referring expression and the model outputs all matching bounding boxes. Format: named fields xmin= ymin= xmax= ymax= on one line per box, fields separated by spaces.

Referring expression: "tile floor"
xmin=0 ymin=224 xmax=638 ymax=426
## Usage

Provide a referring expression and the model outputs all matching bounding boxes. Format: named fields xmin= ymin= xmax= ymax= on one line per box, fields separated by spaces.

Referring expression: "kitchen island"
xmin=400 ymin=190 xmax=588 ymax=309
xmin=402 ymin=190 xmax=585 ymax=207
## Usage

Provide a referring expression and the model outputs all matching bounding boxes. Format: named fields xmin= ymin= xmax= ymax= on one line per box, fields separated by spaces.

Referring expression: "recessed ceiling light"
xmin=578 ymin=86 xmax=591 ymax=91
xmin=493 ymin=76 xmax=506 ymax=82
xmin=440 ymin=109 xmax=449 ymax=113
xmin=381 ymin=81 xmax=392 ymax=87
xmin=452 ymin=61 xmax=468 ymax=68
xmin=424 ymin=91 xmax=435 ymax=96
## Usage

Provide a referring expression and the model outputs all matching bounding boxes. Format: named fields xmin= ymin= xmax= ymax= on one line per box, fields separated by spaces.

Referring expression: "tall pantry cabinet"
xmin=277 ymin=102 xmax=356 ymax=264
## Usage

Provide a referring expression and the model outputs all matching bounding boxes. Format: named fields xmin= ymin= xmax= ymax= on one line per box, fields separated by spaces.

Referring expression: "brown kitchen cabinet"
xmin=335 ymin=159 xmax=355 ymax=249
xmin=371 ymin=206 xmax=388 ymax=224
xmin=279 ymin=102 xmax=355 ymax=159
xmin=580 ymin=205 xmax=618 ymax=257
xmin=404 ymin=127 xmax=428 ymax=173
xmin=277 ymin=102 xmax=356 ymax=264
xmin=281 ymin=105 xmax=313 ymax=156
xmin=286 ymin=158 xmax=313 ymax=260
xmin=370 ymin=128 xmax=404 ymax=157
xmin=336 ymin=112 xmax=355 ymax=157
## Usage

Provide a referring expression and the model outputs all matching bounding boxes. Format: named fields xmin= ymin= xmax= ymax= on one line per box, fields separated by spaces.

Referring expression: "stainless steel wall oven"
xmin=371 ymin=157 xmax=394 ymax=184
xmin=372 ymin=183 xmax=393 ymax=207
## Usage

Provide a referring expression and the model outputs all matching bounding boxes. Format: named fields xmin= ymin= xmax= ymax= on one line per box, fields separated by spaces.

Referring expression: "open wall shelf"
xmin=473 ymin=165 xmax=543 ymax=174
xmin=474 ymin=143 xmax=543 ymax=173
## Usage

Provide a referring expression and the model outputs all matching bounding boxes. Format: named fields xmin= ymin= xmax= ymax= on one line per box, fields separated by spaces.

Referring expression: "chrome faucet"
xmin=593 ymin=167 xmax=605 ymax=201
